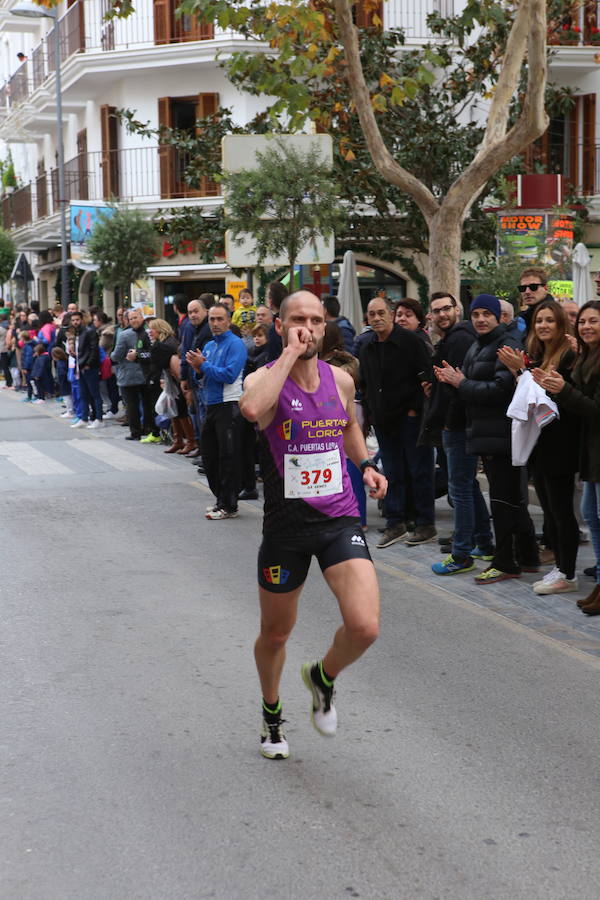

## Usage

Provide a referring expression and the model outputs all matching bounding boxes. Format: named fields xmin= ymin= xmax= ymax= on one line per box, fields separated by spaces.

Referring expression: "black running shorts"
xmin=258 ymin=521 xmax=373 ymax=594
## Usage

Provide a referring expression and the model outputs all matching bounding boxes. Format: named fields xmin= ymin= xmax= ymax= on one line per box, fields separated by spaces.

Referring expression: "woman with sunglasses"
xmin=531 ymin=301 xmax=600 ymax=612
xmin=499 ymin=300 xmax=579 ymax=595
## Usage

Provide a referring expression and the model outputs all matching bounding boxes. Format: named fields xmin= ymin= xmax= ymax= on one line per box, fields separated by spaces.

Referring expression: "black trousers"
xmin=201 ymin=401 xmax=241 ymax=512
xmin=0 ymin=352 xmax=12 ymax=387
xmin=121 ymin=384 xmax=154 ymax=438
xmin=239 ymin=415 xmax=257 ymax=491
xmin=482 ymin=454 xmax=539 ymax=574
xmin=532 ymin=467 xmax=579 ymax=580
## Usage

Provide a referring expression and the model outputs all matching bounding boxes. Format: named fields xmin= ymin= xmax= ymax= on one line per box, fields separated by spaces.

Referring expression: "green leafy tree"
xmin=222 ymin=138 xmax=343 ymax=283
xmin=87 ymin=206 xmax=160 ymax=303
xmin=0 ymin=229 xmax=16 ymax=284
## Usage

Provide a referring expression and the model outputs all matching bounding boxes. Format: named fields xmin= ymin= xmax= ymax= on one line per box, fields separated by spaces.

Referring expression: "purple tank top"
xmin=259 ymin=360 xmax=358 ymax=535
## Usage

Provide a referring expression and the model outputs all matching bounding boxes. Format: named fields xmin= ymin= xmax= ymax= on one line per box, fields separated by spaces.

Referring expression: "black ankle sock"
xmin=262 ymin=698 xmax=281 ymax=719
xmin=314 ymin=660 xmax=335 ymax=690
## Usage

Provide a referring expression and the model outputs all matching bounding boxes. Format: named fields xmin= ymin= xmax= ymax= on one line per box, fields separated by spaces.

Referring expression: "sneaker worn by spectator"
xmin=140 ymin=433 xmax=161 ymax=443
xmin=205 ymin=508 xmax=239 ymax=520
xmin=405 ymin=524 xmax=437 ymax=546
xmin=533 ymin=572 xmax=578 ymax=595
xmin=432 ymin=555 xmax=476 ymax=576
xmin=475 ymin=566 xmax=521 ymax=585
xmin=376 ymin=523 xmax=407 ymax=549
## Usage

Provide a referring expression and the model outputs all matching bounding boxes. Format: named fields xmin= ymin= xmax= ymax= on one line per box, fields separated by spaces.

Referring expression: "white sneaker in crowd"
xmin=103 ymin=411 xmax=117 ymax=419
xmin=87 ymin=420 xmax=104 ymax=429
xmin=70 ymin=419 xmax=86 ymax=428
xmin=533 ymin=574 xmax=578 ymax=595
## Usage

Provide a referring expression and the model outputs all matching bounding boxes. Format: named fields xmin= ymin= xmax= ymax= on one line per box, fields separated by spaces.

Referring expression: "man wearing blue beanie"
xmin=469 ymin=293 xmax=501 ymax=321
xmin=435 ymin=292 xmax=539 ymax=584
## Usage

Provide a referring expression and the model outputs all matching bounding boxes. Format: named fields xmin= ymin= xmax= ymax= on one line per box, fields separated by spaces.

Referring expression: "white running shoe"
xmin=70 ymin=419 xmax=86 ymax=428
xmin=301 ymin=661 xmax=337 ymax=736
xmin=32 ymin=398 xmax=45 ymax=404
xmin=532 ymin=566 xmax=561 ymax=588
xmin=103 ymin=411 xmax=117 ymax=419
xmin=534 ymin=575 xmax=578 ymax=595
xmin=205 ymin=508 xmax=238 ymax=519
xmin=260 ymin=716 xmax=289 ymax=760
xmin=60 ymin=410 xmax=71 ymax=418
xmin=87 ymin=420 xmax=104 ymax=429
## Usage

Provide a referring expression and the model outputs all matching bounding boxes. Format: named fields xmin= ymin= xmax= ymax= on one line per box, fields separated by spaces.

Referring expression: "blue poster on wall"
xmin=70 ymin=204 xmax=115 ymax=270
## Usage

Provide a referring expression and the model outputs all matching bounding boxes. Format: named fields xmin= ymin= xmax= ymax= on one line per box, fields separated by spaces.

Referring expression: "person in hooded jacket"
xmin=436 ymin=293 xmax=539 ymax=584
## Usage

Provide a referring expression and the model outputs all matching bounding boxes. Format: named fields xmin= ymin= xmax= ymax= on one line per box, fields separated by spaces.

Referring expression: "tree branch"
xmin=443 ymin=0 xmax=548 ymax=221
xmin=333 ymin=0 xmax=439 ymax=222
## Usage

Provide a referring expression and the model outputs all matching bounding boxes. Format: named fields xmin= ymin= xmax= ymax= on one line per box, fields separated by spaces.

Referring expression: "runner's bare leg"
xmin=255 ymin=585 xmax=302 ymax=704
xmin=321 ymin=558 xmax=380 ymax=678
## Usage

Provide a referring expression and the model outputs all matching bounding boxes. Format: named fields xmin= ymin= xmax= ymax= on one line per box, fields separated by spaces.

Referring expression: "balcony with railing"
xmin=2 ymin=184 xmax=32 ymax=230
xmin=0 ymin=0 xmax=225 ymax=116
xmin=384 ymin=0 xmax=455 ymax=40
xmin=1 ymin=145 xmax=221 ymax=233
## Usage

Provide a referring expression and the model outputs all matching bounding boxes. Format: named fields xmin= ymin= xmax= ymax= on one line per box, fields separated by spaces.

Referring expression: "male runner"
xmin=240 ymin=291 xmax=387 ymax=759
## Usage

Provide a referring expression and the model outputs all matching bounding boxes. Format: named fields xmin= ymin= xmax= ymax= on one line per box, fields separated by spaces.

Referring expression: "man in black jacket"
xmin=424 ymin=292 xmax=493 ymax=576
xmin=436 ymin=294 xmax=539 ymax=584
xmin=517 ymin=267 xmax=553 ymax=334
xmin=360 ymin=296 xmax=434 ymax=549
xmin=71 ymin=310 xmax=104 ymax=430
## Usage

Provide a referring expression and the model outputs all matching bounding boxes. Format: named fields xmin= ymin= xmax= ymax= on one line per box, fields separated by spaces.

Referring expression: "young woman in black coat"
xmin=499 ymin=300 xmax=579 ymax=596
xmin=532 ymin=301 xmax=600 ymax=613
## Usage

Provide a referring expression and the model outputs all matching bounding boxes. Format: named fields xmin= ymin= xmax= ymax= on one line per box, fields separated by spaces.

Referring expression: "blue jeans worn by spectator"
xmin=79 ymin=367 xmax=103 ymax=422
xmin=375 ymin=414 xmax=435 ymax=528
xmin=581 ymin=482 xmax=600 ymax=584
xmin=55 ymin=359 xmax=70 ymax=398
xmin=443 ymin=428 xmax=492 ymax=561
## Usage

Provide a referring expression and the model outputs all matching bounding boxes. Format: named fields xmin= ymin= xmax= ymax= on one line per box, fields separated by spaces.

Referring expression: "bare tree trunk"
xmin=333 ymin=0 xmax=549 ymax=297
xmin=427 ymin=209 xmax=464 ymax=299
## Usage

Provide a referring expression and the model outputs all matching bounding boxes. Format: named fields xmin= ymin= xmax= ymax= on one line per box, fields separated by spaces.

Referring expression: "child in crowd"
xmin=66 ymin=335 xmax=83 ymax=422
xmin=244 ymin=324 xmax=269 ymax=375
xmin=232 ymin=289 xmax=257 ymax=336
xmin=52 ymin=346 xmax=73 ymax=417
xmin=31 ymin=343 xmax=53 ymax=402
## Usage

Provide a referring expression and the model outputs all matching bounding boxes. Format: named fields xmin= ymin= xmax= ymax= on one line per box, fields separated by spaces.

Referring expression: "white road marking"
xmin=67 ymin=440 xmax=165 ymax=471
xmin=0 ymin=441 xmax=72 ymax=475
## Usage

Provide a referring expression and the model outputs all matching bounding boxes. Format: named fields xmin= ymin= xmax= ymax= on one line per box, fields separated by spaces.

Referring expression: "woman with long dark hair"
xmin=500 ymin=300 xmax=579 ymax=594
xmin=532 ymin=301 xmax=600 ymax=611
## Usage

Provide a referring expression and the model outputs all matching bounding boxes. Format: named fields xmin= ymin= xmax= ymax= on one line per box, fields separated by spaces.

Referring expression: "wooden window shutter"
xmin=100 ymin=105 xmax=120 ymax=199
xmin=582 ymin=93 xmax=596 ymax=194
xmin=158 ymin=97 xmax=176 ymax=198
xmin=196 ymin=93 xmax=220 ymax=196
xmin=154 ymin=0 xmax=172 ymax=44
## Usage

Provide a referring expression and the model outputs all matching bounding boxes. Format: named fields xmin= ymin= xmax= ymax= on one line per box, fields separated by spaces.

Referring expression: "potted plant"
xmin=588 ymin=25 xmax=600 ymax=44
xmin=557 ymin=24 xmax=582 ymax=44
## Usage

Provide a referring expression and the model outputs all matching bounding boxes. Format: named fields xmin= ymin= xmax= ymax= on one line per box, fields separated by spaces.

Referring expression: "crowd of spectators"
xmin=0 ymin=266 xmax=598 ymax=612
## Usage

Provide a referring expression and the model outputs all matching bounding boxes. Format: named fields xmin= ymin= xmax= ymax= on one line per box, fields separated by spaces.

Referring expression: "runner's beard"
xmin=299 ymin=343 xmax=319 ymax=360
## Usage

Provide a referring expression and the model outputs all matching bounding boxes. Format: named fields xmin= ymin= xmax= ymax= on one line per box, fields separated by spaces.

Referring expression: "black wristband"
xmin=359 ymin=459 xmax=378 ymax=474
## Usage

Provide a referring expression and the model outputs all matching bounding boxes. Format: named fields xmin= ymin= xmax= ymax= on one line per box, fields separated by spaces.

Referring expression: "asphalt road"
xmin=2 ymin=392 xmax=600 ymax=900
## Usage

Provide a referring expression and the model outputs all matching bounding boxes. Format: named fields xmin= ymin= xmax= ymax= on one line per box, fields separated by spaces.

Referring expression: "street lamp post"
xmin=11 ymin=4 xmax=70 ymax=307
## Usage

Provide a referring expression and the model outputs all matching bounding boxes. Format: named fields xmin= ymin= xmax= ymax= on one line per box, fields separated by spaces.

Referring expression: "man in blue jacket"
xmin=186 ymin=303 xmax=247 ymax=520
